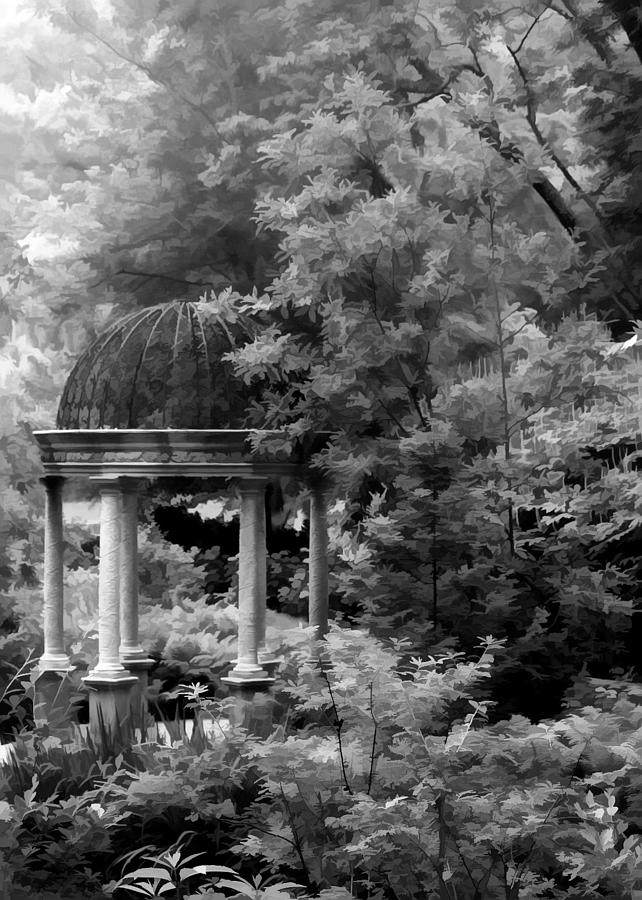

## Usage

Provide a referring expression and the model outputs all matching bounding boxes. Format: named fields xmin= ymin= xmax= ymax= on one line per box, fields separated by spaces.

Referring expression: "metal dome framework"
xmin=57 ymin=300 xmax=252 ymax=430
xmin=33 ymin=299 xmax=330 ymax=746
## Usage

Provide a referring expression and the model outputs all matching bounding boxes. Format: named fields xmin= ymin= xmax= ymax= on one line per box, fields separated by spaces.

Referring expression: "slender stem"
xmin=368 ymin=262 xmax=429 ymax=429
xmin=432 ymin=442 xmax=439 ymax=627
xmin=367 ymin=682 xmax=378 ymax=794
xmin=488 ymin=196 xmax=515 ymax=555
xmin=320 ymin=669 xmax=353 ymax=794
xmin=278 ymin=784 xmax=314 ymax=888
xmin=67 ymin=13 xmax=223 ymax=139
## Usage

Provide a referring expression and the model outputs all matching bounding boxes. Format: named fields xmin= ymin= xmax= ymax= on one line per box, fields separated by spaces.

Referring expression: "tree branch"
xmin=278 ymin=783 xmax=314 ymax=889
xmin=367 ymin=682 xmax=378 ymax=794
xmin=475 ymin=117 xmax=579 ymax=233
xmin=92 ymin=268 xmax=216 ymax=289
xmin=506 ymin=45 xmax=594 ymax=203
xmin=513 ymin=10 xmax=547 ymax=55
xmin=603 ymin=0 xmax=642 ymax=66
xmin=67 ymin=12 xmax=223 ymax=140
xmin=320 ymin=669 xmax=353 ymax=795
xmin=559 ymin=0 xmax=615 ymax=65
xmin=402 ymin=43 xmax=583 ymax=236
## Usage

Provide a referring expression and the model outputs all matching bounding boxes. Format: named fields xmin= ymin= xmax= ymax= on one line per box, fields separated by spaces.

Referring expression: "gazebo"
xmin=33 ymin=299 xmax=330 ymax=741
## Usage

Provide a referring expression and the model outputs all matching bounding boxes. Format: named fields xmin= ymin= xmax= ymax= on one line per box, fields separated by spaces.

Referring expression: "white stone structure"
xmin=308 ymin=484 xmax=330 ymax=639
xmin=40 ymin=476 xmax=72 ymax=671
xmin=34 ymin=429 xmax=330 ymax=741
xmin=34 ymin=299 xmax=331 ymax=742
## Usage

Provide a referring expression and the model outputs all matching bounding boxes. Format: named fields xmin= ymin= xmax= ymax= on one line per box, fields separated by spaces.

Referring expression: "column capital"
xmin=90 ymin=474 xmax=125 ymax=493
xmin=234 ymin=476 xmax=269 ymax=494
xmin=306 ymin=475 xmax=332 ymax=494
xmin=39 ymin=474 xmax=65 ymax=488
xmin=116 ymin=476 xmax=139 ymax=495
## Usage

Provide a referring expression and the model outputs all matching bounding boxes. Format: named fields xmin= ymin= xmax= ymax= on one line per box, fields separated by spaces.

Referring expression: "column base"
xmin=83 ymin=675 xmax=138 ymax=752
xmin=121 ymin=658 xmax=155 ymax=733
xmin=224 ymin=682 xmax=275 ymax=737
xmin=121 ymin=657 xmax=155 ymax=676
xmin=222 ymin=665 xmax=275 ymax=688
xmin=84 ymin=667 xmax=139 ymax=685
xmin=119 ymin=648 xmax=149 ymax=662
xmin=38 ymin=653 xmax=72 ymax=673
xmin=34 ymin=668 xmax=78 ymax=732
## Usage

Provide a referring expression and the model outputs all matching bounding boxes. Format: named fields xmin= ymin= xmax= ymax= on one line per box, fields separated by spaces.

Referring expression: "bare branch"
xmin=513 ymin=10 xmax=547 ymax=55
xmin=506 ymin=43 xmax=605 ymax=229
xmin=109 ymin=268 xmax=215 ymax=288
xmin=278 ymin=783 xmax=314 ymax=888
xmin=603 ymin=0 xmax=642 ymax=66
xmin=320 ymin=668 xmax=353 ymax=795
xmin=367 ymin=682 xmax=378 ymax=794
xmin=67 ymin=12 xmax=223 ymax=140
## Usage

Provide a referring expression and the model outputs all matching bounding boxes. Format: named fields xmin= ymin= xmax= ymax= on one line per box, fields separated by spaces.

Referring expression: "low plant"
xmin=108 ymin=833 xmax=304 ymax=899
xmin=1 ymin=628 xmax=641 ymax=900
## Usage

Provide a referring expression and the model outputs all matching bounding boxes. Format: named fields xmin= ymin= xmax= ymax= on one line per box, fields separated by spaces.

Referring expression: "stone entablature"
xmin=34 ymin=429 xmax=331 ymax=477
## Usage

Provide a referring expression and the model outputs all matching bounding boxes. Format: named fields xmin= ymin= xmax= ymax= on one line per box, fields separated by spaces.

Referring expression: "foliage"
xmin=110 ymin=839 xmax=303 ymax=900
xmin=1 ymin=0 xmax=642 ymax=705
xmin=0 ymin=629 xmax=640 ymax=899
xmin=2 ymin=1 xmax=642 ymax=897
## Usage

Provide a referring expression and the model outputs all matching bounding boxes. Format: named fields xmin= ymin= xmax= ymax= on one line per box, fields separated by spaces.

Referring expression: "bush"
xmin=1 ymin=627 xmax=641 ymax=899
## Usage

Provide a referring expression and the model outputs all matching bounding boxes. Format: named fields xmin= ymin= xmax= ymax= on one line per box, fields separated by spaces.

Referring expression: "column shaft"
xmin=223 ymin=480 xmax=272 ymax=685
xmin=237 ymin=482 xmax=266 ymax=671
xmin=119 ymin=484 xmax=145 ymax=660
xmin=257 ymin=492 xmax=268 ymax=659
xmin=40 ymin=476 xmax=70 ymax=670
xmin=308 ymin=487 xmax=329 ymax=638
xmin=88 ymin=481 xmax=130 ymax=679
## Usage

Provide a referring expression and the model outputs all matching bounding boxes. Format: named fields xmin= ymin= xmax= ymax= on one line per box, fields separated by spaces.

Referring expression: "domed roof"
xmin=57 ymin=300 xmax=252 ymax=429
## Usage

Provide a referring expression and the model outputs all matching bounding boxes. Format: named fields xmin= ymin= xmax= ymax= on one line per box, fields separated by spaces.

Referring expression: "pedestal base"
xmin=83 ymin=674 xmax=137 ymax=752
xmin=122 ymin=657 xmax=155 ymax=733
xmin=34 ymin=667 xmax=77 ymax=734
xmin=39 ymin=653 xmax=72 ymax=671
xmin=222 ymin=653 xmax=276 ymax=686
xmin=221 ymin=667 xmax=275 ymax=688
xmin=224 ymin=683 xmax=276 ymax=737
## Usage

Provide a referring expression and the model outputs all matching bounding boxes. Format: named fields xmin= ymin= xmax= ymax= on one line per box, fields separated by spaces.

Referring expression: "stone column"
xmin=308 ymin=485 xmax=330 ymax=638
xmin=257 ymin=484 xmax=280 ymax=674
xmin=222 ymin=479 xmax=274 ymax=686
xmin=257 ymin=500 xmax=267 ymax=661
xmin=84 ymin=477 xmax=136 ymax=748
xmin=35 ymin=476 xmax=74 ymax=730
xmin=39 ymin=476 xmax=71 ymax=671
xmin=118 ymin=479 xmax=154 ymax=729
xmin=119 ymin=480 xmax=146 ymax=662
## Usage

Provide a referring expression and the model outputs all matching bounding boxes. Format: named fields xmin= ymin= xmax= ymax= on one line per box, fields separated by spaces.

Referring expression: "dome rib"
xmin=127 ymin=305 xmax=171 ymax=428
xmin=61 ymin=317 xmax=128 ymax=430
xmin=188 ymin=302 xmax=205 ymax=428
xmin=96 ymin=309 xmax=158 ymax=428
xmin=112 ymin=307 xmax=165 ymax=427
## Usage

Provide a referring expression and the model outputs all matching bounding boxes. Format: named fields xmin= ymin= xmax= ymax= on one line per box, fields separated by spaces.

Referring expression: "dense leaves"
xmin=0 ymin=630 xmax=641 ymax=899
xmin=2 ymin=0 xmax=642 ymax=896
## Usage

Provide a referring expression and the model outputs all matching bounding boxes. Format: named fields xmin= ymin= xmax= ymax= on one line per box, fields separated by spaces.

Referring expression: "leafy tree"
xmin=225 ymin=62 xmax=642 ymax=715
